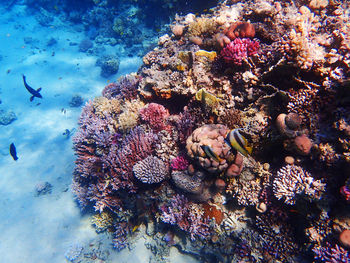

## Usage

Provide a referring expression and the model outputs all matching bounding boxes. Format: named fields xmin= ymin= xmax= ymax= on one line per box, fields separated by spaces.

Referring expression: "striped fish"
xmin=200 ymin=145 xmax=223 ymax=163
xmin=224 ymin=129 xmax=252 ymax=157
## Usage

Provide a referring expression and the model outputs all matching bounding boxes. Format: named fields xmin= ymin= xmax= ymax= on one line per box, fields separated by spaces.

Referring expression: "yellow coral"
xmin=117 ymin=99 xmax=145 ymax=132
xmin=93 ymin=97 xmax=121 ymax=118
xmin=195 ymin=50 xmax=217 ymax=61
xmin=187 ymin=17 xmax=218 ymax=37
xmin=195 ymin=88 xmax=222 ymax=114
xmin=91 ymin=211 xmax=114 ymax=233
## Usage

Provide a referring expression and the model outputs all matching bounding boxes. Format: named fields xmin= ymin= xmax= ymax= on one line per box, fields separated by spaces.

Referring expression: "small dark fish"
xmin=63 ymin=128 xmax=76 ymax=139
xmin=22 ymin=74 xmax=43 ymax=102
xmin=9 ymin=143 xmax=18 ymax=161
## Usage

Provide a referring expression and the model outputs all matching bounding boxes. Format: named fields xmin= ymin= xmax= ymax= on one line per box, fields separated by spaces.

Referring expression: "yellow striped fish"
xmin=201 ymin=145 xmax=223 ymax=163
xmin=224 ymin=129 xmax=252 ymax=157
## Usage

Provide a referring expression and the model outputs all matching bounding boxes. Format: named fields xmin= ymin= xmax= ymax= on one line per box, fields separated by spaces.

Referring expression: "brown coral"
xmin=186 ymin=124 xmax=232 ymax=173
xmin=202 ymin=203 xmax=224 ymax=225
xmin=294 ymin=134 xmax=312 ymax=155
xmin=339 ymin=229 xmax=350 ymax=248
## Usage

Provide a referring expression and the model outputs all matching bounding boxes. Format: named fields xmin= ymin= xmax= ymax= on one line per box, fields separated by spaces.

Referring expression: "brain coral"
xmin=133 ymin=155 xmax=169 ymax=184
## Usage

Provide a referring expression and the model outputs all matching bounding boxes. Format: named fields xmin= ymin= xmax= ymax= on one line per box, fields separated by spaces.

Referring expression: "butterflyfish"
xmin=201 ymin=145 xmax=223 ymax=163
xmin=225 ymin=129 xmax=252 ymax=157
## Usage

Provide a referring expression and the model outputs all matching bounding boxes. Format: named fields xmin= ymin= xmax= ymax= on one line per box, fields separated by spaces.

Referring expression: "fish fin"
xmin=242 ymin=136 xmax=248 ymax=147
xmin=245 ymin=146 xmax=253 ymax=155
xmin=37 ymin=88 xmax=42 ymax=92
xmin=30 ymin=96 xmax=34 ymax=102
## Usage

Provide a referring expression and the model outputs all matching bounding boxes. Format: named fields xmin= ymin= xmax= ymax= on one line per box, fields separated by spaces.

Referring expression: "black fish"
xmin=9 ymin=143 xmax=18 ymax=161
xmin=22 ymin=74 xmax=42 ymax=102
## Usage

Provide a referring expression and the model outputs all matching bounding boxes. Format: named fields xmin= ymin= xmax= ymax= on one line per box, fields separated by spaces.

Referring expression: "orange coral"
xmin=224 ymin=22 xmax=255 ymax=40
xmin=202 ymin=203 xmax=224 ymax=225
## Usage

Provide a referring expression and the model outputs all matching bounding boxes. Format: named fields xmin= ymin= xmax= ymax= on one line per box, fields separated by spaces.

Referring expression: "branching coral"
xmin=91 ymin=211 xmax=114 ymax=232
xmin=312 ymin=243 xmax=350 ymax=263
xmin=273 ymin=164 xmax=325 ymax=205
xmin=160 ymin=194 xmax=211 ymax=240
xmin=102 ymin=74 xmax=140 ymax=100
xmin=139 ymin=103 xmax=170 ymax=132
xmin=220 ymin=38 xmax=260 ymax=66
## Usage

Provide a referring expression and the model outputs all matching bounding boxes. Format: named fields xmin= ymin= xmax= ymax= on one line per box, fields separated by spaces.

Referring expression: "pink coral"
xmin=170 ymin=155 xmax=189 ymax=171
xmin=220 ymin=38 xmax=259 ymax=65
xmin=139 ymin=103 xmax=170 ymax=132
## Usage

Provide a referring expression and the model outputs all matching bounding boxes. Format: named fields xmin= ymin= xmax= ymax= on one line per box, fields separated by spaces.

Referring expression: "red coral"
xmin=220 ymin=38 xmax=259 ymax=66
xmin=139 ymin=103 xmax=170 ymax=132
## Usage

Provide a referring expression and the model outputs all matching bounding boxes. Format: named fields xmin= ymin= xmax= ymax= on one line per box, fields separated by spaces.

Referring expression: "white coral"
xmin=273 ymin=164 xmax=325 ymax=205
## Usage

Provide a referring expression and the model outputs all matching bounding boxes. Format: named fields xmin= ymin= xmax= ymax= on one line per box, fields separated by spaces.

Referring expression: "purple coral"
xmin=139 ymin=103 xmax=170 ymax=132
xmin=103 ymin=126 xmax=157 ymax=193
xmin=133 ymin=155 xmax=169 ymax=184
xmin=102 ymin=74 xmax=140 ymax=100
xmin=313 ymin=243 xmax=350 ymax=263
xmin=72 ymin=98 xmax=156 ymax=212
xmin=113 ymin=222 xmax=131 ymax=251
xmin=160 ymin=194 xmax=210 ymax=240
xmin=220 ymin=38 xmax=259 ymax=66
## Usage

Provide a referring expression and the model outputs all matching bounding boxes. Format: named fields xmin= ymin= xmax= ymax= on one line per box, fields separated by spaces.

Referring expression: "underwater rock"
xmin=69 ymin=95 xmax=84 ymax=107
xmin=64 ymin=242 xmax=83 ymax=262
xmin=0 ymin=109 xmax=17 ymax=125
xmin=78 ymin=38 xmax=93 ymax=52
xmin=34 ymin=181 xmax=53 ymax=196
xmin=96 ymin=55 xmax=120 ymax=78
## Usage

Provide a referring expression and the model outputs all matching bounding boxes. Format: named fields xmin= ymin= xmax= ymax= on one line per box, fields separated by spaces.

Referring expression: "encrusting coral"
xmin=72 ymin=0 xmax=350 ymax=261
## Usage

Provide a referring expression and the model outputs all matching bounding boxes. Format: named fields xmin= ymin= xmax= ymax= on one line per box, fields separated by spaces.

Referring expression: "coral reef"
xmin=71 ymin=0 xmax=350 ymax=261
